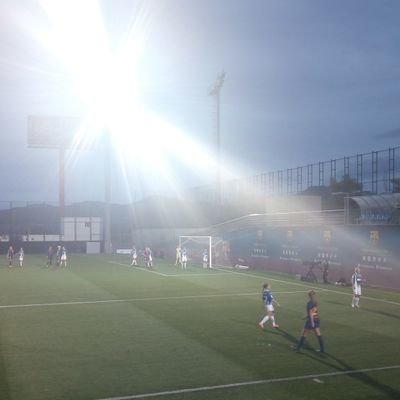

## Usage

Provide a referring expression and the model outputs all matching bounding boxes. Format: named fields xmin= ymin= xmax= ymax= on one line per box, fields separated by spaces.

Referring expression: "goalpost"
xmin=178 ymin=236 xmax=231 ymax=269
xmin=179 ymin=236 xmax=213 ymax=268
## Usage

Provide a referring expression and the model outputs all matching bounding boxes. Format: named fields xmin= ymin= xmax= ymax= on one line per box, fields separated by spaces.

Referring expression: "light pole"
xmin=104 ymin=131 xmax=112 ymax=254
xmin=209 ymin=71 xmax=226 ymax=203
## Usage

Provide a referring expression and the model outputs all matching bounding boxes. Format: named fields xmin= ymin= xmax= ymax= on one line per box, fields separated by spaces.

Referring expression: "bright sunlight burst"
xmin=37 ymin=0 xmax=217 ymax=189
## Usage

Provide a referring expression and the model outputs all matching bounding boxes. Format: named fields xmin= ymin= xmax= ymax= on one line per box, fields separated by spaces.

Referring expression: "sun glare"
xmin=35 ymin=0 xmax=237 ymax=194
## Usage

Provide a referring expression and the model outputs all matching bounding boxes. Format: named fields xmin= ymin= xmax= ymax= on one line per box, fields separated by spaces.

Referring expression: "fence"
xmin=187 ymin=146 xmax=400 ymax=202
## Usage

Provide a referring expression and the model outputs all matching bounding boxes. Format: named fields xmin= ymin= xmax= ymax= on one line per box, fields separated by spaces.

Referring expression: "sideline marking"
xmin=96 ymin=365 xmax=400 ymax=400
xmin=0 ymin=290 xmax=308 ymax=310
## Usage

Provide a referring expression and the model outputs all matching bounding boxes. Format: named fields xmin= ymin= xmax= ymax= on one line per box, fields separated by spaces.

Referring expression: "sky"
xmin=0 ymin=0 xmax=400 ymax=204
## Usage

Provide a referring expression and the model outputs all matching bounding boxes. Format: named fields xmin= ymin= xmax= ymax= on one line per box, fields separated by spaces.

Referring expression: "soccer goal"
xmin=178 ymin=236 xmax=231 ymax=269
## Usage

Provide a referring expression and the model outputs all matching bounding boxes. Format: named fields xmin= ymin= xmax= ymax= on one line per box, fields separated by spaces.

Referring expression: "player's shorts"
xmin=353 ymin=286 xmax=361 ymax=296
xmin=304 ymin=318 xmax=320 ymax=330
xmin=61 ymin=255 xmax=67 ymax=261
xmin=265 ymin=304 xmax=274 ymax=312
xmin=182 ymin=255 xmax=187 ymax=263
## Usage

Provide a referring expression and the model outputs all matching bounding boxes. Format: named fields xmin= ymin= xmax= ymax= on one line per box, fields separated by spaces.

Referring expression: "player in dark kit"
xmin=7 ymin=245 xmax=14 ymax=268
xmin=294 ymin=290 xmax=325 ymax=353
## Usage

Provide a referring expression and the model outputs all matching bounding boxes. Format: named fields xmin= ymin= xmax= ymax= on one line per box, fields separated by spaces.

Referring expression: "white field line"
xmin=107 ymin=261 xmax=400 ymax=306
xmin=214 ymin=267 xmax=400 ymax=307
xmin=107 ymin=262 xmax=168 ymax=277
xmin=1 ymin=264 xmax=398 ymax=309
xmin=107 ymin=262 xmax=230 ymax=277
xmin=95 ymin=365 xmax=400 ymax=400
xmin=0 ymin=290 xmax=308 ymax=310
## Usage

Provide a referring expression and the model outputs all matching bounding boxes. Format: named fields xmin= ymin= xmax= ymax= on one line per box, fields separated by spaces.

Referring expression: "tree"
xmin=329 ymin=175 xmax=362 ymax=194
xmin=391 ymin=178 xmax=400 ymax=193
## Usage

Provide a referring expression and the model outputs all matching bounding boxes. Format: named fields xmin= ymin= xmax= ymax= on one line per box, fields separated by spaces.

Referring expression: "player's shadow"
xmin=273 ymin=327 xmax=298 ymax=344
xmin=277 ymin=328 xmax=400 ymax=399
xmin=274 ymin=328 xmax=318 ymax=352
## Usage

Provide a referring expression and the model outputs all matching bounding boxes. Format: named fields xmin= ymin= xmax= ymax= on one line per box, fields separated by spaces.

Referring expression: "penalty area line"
xmin=95 ymin=365 xmax=400 ymax=400
xmin=107 ymin=261 xmax=233 ymax=277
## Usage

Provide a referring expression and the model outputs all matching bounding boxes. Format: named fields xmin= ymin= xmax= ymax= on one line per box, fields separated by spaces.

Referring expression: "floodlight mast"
xmin=104 ymin=131 xmax=112 ymax=254
xmin=59 ymin=148 xmax=65 ymax=226
xmin=209 ymin=71 xmax=226 ymax=204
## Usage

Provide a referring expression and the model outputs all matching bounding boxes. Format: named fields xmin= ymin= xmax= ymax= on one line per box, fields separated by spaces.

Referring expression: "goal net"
xmin=178 ymin=236 xmax=232 ymax=269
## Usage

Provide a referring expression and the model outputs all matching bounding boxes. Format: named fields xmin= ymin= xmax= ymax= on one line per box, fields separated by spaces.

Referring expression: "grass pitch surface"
xmin=0 ymin=254 xmax=399 ymax=400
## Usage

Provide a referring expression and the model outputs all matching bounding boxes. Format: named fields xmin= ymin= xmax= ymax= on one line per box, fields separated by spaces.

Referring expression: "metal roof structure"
xmin=350 ymin=193 xmax=400 ymax=223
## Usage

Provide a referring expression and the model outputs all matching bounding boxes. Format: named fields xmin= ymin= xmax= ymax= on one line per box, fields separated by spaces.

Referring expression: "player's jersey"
xmin=131 ymin=248 xmax=137 ymax=259
xmin=19 ymin=249 xmax=24 ymax=260
xmin=144 ymin=249 xmax=152 ymax=262
xmin=352 ymin=272 xmax=362 ymax=287
xmin=306 ymin=301 xmax=319 ymax=322
xmin=7 ymin=247 xmax=14 ymax=259
xmin=61 ymin=247 xmax=67 ymax=260
xmin=181 ymin=249 xmax=187 ymax=262
xmin=262 ymin=289 xmax=274 ymax=306
xmin=203 ymin=251 xmax=208 ymax=263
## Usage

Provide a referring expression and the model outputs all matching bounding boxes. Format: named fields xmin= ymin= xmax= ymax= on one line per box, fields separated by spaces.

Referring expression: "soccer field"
xmin=0 ymin=254 xmax=399 ymax=400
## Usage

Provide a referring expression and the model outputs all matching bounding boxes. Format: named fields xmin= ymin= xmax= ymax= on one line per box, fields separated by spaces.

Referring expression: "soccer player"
xmin=175 ymin=246 xmax=181 ymax=265
xmin=46 ymin=245 xmax=54 ymax=268
xmin=130 ymin=247 xmax=137 ymax=266
xmin=258 ymin=283 xmax=280 ymax=329
xmin=181 ymin=247 xmax=188 ymax=269
xmin=202 ymin=249 xmax=208 ymax=269
xmin=352 ymin=265 xmax=363 ymax=308
xmin=144 ymin=247 xmax=153 ymax=269
xmin=7 ymin=245 xmax=14 ymax=268
xmin=18 ymin=247 xmax=24 ymax=267
xmin=294 ymin=290 xmax=325 ymax=353
xmin=56 ymin=245 xmax=61 ymax=267
xmin=60 ymin=246 xmax=67 ymax=268
xmin=322 ymin=260 xmax=329 ymax=284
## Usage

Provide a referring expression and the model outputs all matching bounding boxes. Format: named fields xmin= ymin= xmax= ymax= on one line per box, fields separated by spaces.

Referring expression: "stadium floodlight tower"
xmin=27 ymin=115 xmax=83 ymax=235
xmin=27 ymin=116 xmax=105 ymax=248
xmin=209 ymin=71 xmax=226 ymax=203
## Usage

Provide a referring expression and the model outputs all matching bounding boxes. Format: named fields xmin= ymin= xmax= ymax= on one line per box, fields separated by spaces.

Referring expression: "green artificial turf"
xmin=0 ymin=254 xmax=399 ymax=400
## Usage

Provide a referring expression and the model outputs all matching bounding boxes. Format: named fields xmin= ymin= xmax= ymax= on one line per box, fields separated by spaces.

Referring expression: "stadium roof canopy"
xmin=350 ymin=193 xmax=400 ymax=213
xmin=350 ymin=193 xmax=400 ymax=224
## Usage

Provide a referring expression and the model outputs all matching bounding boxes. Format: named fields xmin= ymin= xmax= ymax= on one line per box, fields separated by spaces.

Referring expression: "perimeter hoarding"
xmin=226 ymin=225 xmax=400 ymax=290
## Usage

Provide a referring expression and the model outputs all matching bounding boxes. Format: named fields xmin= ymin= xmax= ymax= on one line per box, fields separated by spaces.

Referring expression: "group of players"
xmin=4 ymin=244 xmax=67 ymax=269
xmin=128 ymin=246 xmax=210 ymax=270
xmin=258 ymin=265 xmax=364 ymax=354
xmin=6 ymin=245 xmax=24 ymax=267
xmin=129 ymin=247 xmax=153 ymax=269
xmin=175 ymin=246 xmax=209 ymax=269
xmin=46 ymin=245 xmax=68 ymax=268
